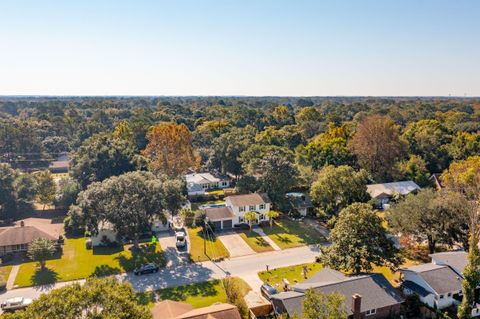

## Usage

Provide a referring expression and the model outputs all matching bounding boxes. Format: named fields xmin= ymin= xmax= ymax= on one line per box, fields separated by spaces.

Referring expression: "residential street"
xmin=0 ymin=245 xmax=321 ymax=304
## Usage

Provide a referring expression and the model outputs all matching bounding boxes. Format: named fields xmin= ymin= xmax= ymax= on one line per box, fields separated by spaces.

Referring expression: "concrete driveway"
xmin=157 ymin=231 xmax=190 ymax=267
xmin=218 ymin=232 xmax=255 ymax=257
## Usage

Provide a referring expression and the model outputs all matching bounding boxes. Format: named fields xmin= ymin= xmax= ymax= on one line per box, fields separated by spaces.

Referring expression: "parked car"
xmin=133 ymin=263 xmax=159 ymax=275
xmin=260 ymin=284 xmax=278 ymax=300
xmin=1 ymin=297 xmax=32 ymax=312
xmin=175 ymin=231 xmax=187 ymax=248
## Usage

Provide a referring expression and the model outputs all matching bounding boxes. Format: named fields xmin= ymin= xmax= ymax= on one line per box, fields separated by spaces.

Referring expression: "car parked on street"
xmin=133 ymin=263 xmax=159 ymax=275
xmin=260 ymin=284 xmax=278 ymax=300
xmin=1 ymin=297 xmax=32 ymax=312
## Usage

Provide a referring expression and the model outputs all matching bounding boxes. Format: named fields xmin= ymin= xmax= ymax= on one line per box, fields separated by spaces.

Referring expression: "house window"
xmin=439 ymin=294 xmax=444 ymax=299
xmin=249 ymin=205 xmax=256 ymax=211
xmin=259 ymin=204 xmax=265 ymax=210
xmin=239 ymin=206 xmax=245 ymax=212
xmin=366 ymin=309 xmax=376 ymax=316
xmin=239 ymin=217 xmax=244 ymax=223
xmin=447 ymin=293 xmax=451 ymax=297
xmin=259 ymin=214 xmax=264 ymax=220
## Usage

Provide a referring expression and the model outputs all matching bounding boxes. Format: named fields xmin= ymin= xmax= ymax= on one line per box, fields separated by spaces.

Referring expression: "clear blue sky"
xmin=0 ymin=0 xmax=479 ymax=96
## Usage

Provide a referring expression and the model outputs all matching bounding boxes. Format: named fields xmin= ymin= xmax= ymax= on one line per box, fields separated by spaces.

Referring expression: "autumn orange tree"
xmin=143 ymin=123 xmax=199 ymax=176
xmin=349 ymin=115 xmax=406 ymax=181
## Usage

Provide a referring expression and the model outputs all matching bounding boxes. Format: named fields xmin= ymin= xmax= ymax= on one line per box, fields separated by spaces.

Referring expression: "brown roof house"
xmin=203 ymin=193 xmax=271 ymax=231
xmin=0 ymin=225 xmax=57 ymax=256
xmin=151 ymin=300 xmax=241 ymax=319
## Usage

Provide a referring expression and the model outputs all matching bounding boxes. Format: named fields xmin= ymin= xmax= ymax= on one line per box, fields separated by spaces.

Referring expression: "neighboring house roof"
xmin=429 ymin=173 xmax=443 ymax=190
xmin=0 ymin=226 xmax=57 ymax=246
xmin=187 ymin=183 xmax=204 ymax=193
xmin=302 ymin=268 xmax=347 ymax=284
xmin=402 ymin=280 xmax=431 ymax=297
xmin=226 ymin=193 xmax=271 ymax=207
xmin=402 ymin=264 xmax=462 ymax=295
xmin=177 ymin=303 xmax=241 ymax=319
xmin=286 ymin=192 xmax=313 ymax=209
xmin=185 ymin=173 xmax=222 ymax=185
xmin=205 ymin=207 xmax=236 ymax=221
xmin=151 ymin=300 xmax=194 ymax=319
xmin=272 ymin=271 xmax=403 ymax=317
xmin=367 ymin=181 xmax=420 ymax=199
xmin=48 ymin=160 xmax=70 ymax=170
xmin=429 ymin=251 xmax=467 ymax=275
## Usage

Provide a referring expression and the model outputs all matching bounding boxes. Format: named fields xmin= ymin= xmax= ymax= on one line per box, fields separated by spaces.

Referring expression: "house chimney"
xmin=352 ymin=294 xmax=362 ymax=319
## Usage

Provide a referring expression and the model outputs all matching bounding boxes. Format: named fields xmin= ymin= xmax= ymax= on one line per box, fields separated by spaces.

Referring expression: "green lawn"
xmin=258 ymin=262 xmax=323 ymax=291
xmin=258 ymin=259 xmax=420 ymax=291
xmin=0 ymin=265 xmax=13 ymax=284
xmin=14 ymin=237 xmax=165 ymax=288
xmin=138 ymin=278 xmax=250 ymax=308
xmin=237 ymin=230 xmax=273 ymax=253
xmin=188 ymin=227 xmax=230 ymax=262
xmin=261 ymin=219 xmax=325 ymax=249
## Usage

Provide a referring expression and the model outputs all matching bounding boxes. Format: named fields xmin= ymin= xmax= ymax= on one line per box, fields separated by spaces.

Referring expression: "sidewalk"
xmin=253 ymin=228 xmax=281 ymax=251
xmin=6 ymin=265 xmax=20 ymax=290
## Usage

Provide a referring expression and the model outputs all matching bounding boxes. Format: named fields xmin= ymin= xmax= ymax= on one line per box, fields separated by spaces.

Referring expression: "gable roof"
xmin=177 ymin=303 xmax=241 ymax=319
xmin=0 ymin=226 xmax=57 ymax=246
xmin=302 ymin=268 xmax=347 ymax=284
xmin=185 ymin=173 xmax=221 ymax=185
xmin=205 ymin=207 xmax=236 ymax=221
xmin=429 ymin=251 xmax=467 ymax=274
xmin=367 ymin=181 xmax=420 ymax=199
xmin=151 ymin=300 xmax=194 ymax=319
xmin=226 ymin=193 xmax=270 ymax=207
xmin=402 ymin=264 xmax=462 ymax=295
xmin=272 ymin=272 xmax=403 ymax=317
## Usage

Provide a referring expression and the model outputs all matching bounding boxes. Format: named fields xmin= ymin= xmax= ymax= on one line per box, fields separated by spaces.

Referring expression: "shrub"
xmin=222 ymin=277 xmax=249 ymax=318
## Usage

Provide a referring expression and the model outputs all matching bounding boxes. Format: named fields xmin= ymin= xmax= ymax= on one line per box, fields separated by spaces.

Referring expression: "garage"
xmin=212 ymin=221 xmax=222 ymax=230
xmin=204 ymin=206 xmax=236 ymax=232
xmin=222 ymin=219 xmax=233 ymax=230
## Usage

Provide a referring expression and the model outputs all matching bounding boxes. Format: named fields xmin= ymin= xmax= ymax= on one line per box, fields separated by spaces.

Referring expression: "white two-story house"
xmin=204 ymin=193 xmax=271 ymax=230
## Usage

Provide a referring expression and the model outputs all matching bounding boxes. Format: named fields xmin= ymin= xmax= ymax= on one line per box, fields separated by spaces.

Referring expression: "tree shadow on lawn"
xmin=156 ymin=280 xmax=219 ymax=302
xmin=30 ymin=266 xmax=59 ymax=287
xmin=92 ymin=245 xmax=124 ymax=255
xmin=116 ymin=244 xmax=166 ymax=272
xmin=90 ymin=264 xmax=122 ymax=277
xmin=242 ymin=231 xmax=271 ymax=248
xmin=274 ymin=234 xmax=293 ymax=244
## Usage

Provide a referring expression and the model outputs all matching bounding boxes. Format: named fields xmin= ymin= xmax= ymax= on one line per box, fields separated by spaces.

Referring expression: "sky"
xmin=0 ymin=0 xmax=479 ymax=96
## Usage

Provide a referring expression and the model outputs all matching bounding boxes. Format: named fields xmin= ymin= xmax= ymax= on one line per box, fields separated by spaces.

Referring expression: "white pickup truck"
xmin=1 ymin=297 xmax=32 ymax=312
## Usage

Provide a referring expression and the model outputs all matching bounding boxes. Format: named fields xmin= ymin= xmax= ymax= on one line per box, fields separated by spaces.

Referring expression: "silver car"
xmin=1 ymin=297 xmax=32 ymax=312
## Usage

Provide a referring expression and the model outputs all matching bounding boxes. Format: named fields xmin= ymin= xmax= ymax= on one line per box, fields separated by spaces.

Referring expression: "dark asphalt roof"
xmin=402 ymin=281 xmax=431 ymax=297
xmin=272 ymin=272 xmax=403 ymax=317
xmin=302 ymin=268 xmax=347 ymax=284
xmin=416 ymin=266 xmax=463 ymax=294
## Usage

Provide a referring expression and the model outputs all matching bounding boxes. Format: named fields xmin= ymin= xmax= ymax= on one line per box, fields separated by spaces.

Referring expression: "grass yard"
xmin=205 ymin=189 xmax=224 ymax=196
xmin=261 ymin=219 xmax=325 ymax=249
xmin=258 ymin=262 xmax=323 ymax=290
xmin=0 ymin=265 xmax=13 ymax=284
xmin=138 ymin=278 xmax=250 ymax=308
xmin=258 ymin=259 xmax=420 ymax=291
xmin=187 ymin=227 xmax=230 ymax=262
xmin=237 ymin=230 xmax=273 ymax=253
xmin=14 ymin=237 xmax=165 ymax=288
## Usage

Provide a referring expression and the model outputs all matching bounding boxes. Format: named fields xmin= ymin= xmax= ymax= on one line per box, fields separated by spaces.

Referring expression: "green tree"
xmin=71 ymin=171 xmax=184 ymax=248
xmin=27 ymin=238 xmax=56 ymax=269
xmin=394 ymin=155 xmax=430 ymax=187
xmin=458 ymin=230 xmax=480 ymax=319
xmin=310 ymin=165 xmax=370 ymax=215
xmin=2 ymin=277 xmax=151 ymax=319
xmin=54 ymin=177 xmax=80 ymax=209
xmin=320 ymin=203 xmax=402 ymax=274
xmin=301 ymin=289 xmax=347 ymax=319
xmin=447 ymin=131 xmax=480 ymax=161
xmin=403 ymin=119 xmax=452 ymax=172
xmin=70 ymin=133 xmax=138 ymax=188
xmin=222 ymin=277 xmax=249 ymax=318
xmin=0 ymin=163 xmax=17 ymax=220
xmin=265 ymin=210 xmax=280 ymax=228
xmin=349 ymin=115 xmax=406 ymax=181
xmin=295 ymin=106 xmax=323 ymax=139
xmin=244 ymin=211 xmax=257 ymax=232
xmin=387 ymin=189 xmax=471 ymax=253
xmin=14 ymin=172 xmax=37 ymax=212
xmin=253 ymin=150 xmax=298 ymax=208
xmin=34 ymin=170 xmax=56 ymax=210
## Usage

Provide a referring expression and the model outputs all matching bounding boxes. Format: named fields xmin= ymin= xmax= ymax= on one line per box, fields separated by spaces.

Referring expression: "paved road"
xmin=157 ymin=232 xmax=190 ymax=267
xmin=0 ymin=245 xmax=321 ymax=304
